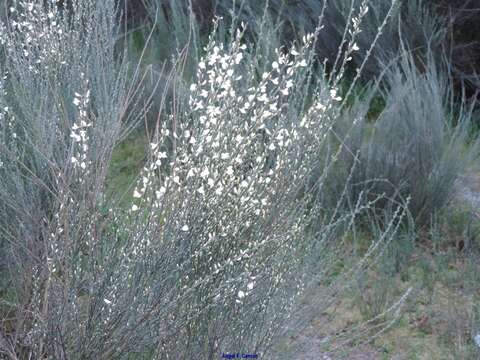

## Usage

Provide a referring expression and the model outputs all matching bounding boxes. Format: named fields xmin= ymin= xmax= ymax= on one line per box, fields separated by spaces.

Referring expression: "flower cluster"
xmin=3 ymin=1 xmax=71 ymax=74
xmin=0 ymin=73 xmax=20 ymax=170
xmin=70 ymin=75 xmax=92 ymax=174
xmin=130 ymin=28 xmax=319 ymax=225
xmin=330 ymin=2 xmax=369 ymax=84
xmin=124 ymin=29 xmax=342 ymax=337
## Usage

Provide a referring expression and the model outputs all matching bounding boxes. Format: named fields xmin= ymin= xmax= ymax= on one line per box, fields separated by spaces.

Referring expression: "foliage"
xmin=0 ymin=1 xmax=407 ymax=358
xmin=333 ymin=50 xmax=480 ymax=227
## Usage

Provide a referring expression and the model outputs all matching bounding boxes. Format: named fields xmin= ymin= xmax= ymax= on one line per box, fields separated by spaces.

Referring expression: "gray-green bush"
xmin=0 ymin=1 xmax=407 ymax=359
xmin=335 ymin=50 xmax=479 ymax=226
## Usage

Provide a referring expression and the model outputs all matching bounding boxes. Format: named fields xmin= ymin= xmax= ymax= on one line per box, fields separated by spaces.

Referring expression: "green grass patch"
xmin=105 ymin=131 xmax=148 ymax=207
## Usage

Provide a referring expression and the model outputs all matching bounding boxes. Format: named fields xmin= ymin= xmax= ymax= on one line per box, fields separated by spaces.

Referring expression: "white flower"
xmin=73 ymin=98 xmax=81 ymax=106
xmin=131 ymin=204 xmax=139 ymax=212
xmin=235 ymin=53 xmax=243 ymax=64
xmin=261 ymin=111 xmax=273 ymax=120
xmin=238 ymin=290 xmax=245 ymax=299
xmin=133 ymin=190 xmax=142 ymax=198
xmin=226 ymin=166 xmax=234 ymax=176
xmin=187 ymin=168 xmax=196 ymax=178
xmin=70 ymin=132 xmax=81 ymax=142
xmin=200 ymin=167 xmax=210 ymax=179
xmin=155 ymin=187 xmax=166 ymax=199
xmin=247 ymin=282 xmax=254 ymax=290
xmin=194 ymin=101 xmax=205 ymax=111
xmin=474 ymin=334 xmax=480 ymax=348
xmin=181 ymin=225 xmax=189 ymax=232
xmin=189 ymin=84 xmax=197 ymax=92
xmin=258 ymin=94 xmax=269 ymax=103
xmin=352 ymin=43 xmax=360 ymax=51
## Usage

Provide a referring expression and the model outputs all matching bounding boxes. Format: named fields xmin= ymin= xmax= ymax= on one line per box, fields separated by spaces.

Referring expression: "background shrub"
xmin=334 ymin=50 xmax=479 ymax=226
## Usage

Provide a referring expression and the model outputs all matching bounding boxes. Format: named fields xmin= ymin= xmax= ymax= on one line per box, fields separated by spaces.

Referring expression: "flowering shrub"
xmin=0 ymin=1 xmax=408 ymax=359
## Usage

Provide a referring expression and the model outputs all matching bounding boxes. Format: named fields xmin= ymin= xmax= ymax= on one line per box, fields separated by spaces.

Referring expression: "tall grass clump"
xmin=335 ymin=50 xmax=480 ymax=227
xmin=0 ymin=1 xmax=408 ymax=358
